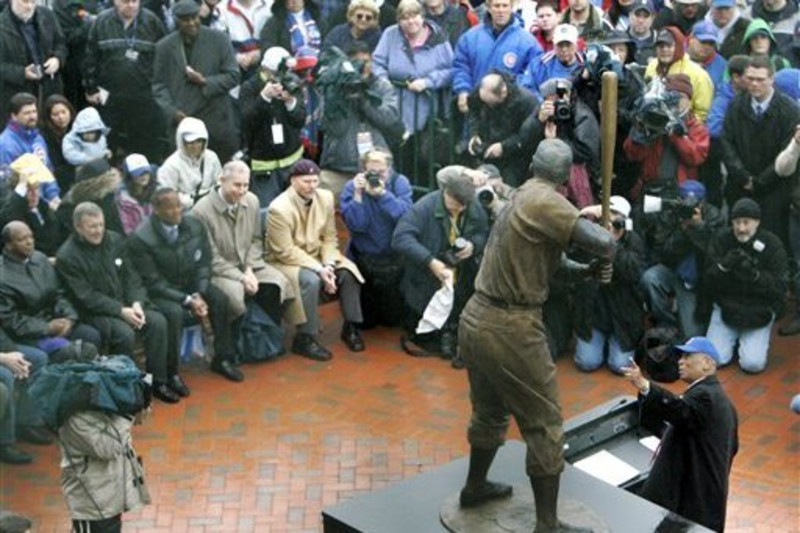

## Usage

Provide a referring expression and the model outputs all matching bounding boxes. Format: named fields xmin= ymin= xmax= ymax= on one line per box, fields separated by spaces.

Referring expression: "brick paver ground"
xmin=1 ymin=304 xmax=798 ymax=532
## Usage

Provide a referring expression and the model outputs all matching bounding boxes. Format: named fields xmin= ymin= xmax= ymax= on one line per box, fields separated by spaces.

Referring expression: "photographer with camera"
xmin=392 ymin=167 xmax=488 ymax=366
xmin=341 ymin=149 xmax=413 ymax=328
xmin=521 ymin=77 xmax=600 ymax=207
xmin=317 ymin=42 xmax=402 ymax=204
xmin=624 ymin=74 xmax=709 ymax=202
xmin=638 ymin=179 xmax=726 ymax=342
xmin=572 ymin=197 xmax=646 ymax=374
xmin=240 ymin=46 xmax=307 ymax=208
xmin=704 ymin=198 xmax=789 ymax=373
xmin=465 ymin=72 xmax=538 ymax=188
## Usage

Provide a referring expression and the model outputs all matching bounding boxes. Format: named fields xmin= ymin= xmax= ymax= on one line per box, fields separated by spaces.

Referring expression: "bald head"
xmin=2 ymin=221 xmax=35 ymax=259
xmin=479 ymin=73 xmax=508 ymax=106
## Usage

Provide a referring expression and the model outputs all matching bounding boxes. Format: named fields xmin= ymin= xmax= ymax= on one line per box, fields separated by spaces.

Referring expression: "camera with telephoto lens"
xmin=553 ymin=80 xmax=573 ymax=123
xmin=365 ymin=170 xmax=382 ymax=188
xmin=643 ymin=194 xmax=700 ymax=220
xmin=476 ymin=185 xmax=495 ymax=208
xmin=440 ymin=237 xmax=469 ymax=267
xmin=275 ymin=59 xmax=304 ymax=97
xmin=634 ymin=79 xmax=684 ymax=140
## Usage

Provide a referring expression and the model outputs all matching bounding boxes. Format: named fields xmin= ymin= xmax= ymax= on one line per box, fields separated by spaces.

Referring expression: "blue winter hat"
xmin=691 ymin=20 xmax=719 ymax=44
xmin=679 ymin=179 xmax=706 ymax=201
xmin=674 ymin=336 xmax=722 ymax=364
xmin=711 ymin=0 xmax=735 ymax=8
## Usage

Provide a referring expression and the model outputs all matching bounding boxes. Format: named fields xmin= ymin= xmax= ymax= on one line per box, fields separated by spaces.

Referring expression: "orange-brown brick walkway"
xmin=1 ymin=304 xmax=798 ymax=532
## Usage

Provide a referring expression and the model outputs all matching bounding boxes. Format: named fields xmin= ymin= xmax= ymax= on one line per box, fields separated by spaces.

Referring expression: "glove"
xmin=734 ymin=253 xmax=759 ymax=282
xmin=718 ymin=248 xmax=749 ymax=271
xmin=587 ymin=259 xmax=613 ymax=283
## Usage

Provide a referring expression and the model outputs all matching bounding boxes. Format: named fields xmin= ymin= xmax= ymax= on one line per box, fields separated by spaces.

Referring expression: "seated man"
xmin=128 ymin=187 xmax=243 ymax=384
xmin=704 ymin=198 xmax=788 ymax=373
xmin=638 ymin=180 xmax=726 ymax=338
xmin=0 ymin=221 xmax=100 ymax=356
xmin=340 ymin=149 xmax=413 ymax=328
xmin=191 ymin=161 xmax=295 ymax=348
xmin=392 ymin=167 xmax=489 ymax=366
xmin=0 ymin=327 xmax=51 ymax=464
xmin=56 ymin=202 xmax=181 ymax=404
xmin=266 ymin=159 xmax=366 ymax=360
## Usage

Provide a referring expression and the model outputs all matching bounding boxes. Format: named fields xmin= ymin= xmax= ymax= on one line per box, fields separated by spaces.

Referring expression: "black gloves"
xmin=718 ymin=248 xmax=759 ymax=281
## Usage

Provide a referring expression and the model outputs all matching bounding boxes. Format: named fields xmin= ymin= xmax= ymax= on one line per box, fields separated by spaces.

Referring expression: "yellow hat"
xmin=9 ymin=153 xmax=54 ymax=187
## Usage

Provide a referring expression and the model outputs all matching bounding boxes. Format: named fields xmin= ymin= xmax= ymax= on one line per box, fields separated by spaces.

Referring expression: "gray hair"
xmin=222 ymin=160 xmax=250 ymax=180
xmin=72 ymin=201 xmax=104 ymax=226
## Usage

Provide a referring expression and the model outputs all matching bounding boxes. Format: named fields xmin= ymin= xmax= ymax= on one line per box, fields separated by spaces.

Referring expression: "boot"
xmin=530 ymin=475 xmax=593 ymax=532
xmin=459 ymin=446 xmax=512 ymax=508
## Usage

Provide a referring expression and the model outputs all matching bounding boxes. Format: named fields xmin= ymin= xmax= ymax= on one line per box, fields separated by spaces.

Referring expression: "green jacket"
xmin=742 ymin=18 xmax=792 ymax=71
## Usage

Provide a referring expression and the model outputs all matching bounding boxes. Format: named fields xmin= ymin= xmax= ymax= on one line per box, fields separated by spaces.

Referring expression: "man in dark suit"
xmin=127 ymin=187 xmax=243 ymax=384
xmin=623 ymin=337 xmax=739 ymax=533
xmin=152 ymin=0 xmax=240 ymax=163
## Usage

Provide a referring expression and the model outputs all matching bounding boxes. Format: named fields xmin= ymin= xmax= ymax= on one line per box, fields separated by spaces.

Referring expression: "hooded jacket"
xmin=61 ymin=107 xmax=110 ymax=166
xmin=645 ymin=26 xmax=714 ymax=122
xmin=743 ymin=0 xmax=799 ymax=43
xmin=741 ymin=18 xmax=792 ymax=71
xmin=156 ymin=118 xmax=222 ymax=209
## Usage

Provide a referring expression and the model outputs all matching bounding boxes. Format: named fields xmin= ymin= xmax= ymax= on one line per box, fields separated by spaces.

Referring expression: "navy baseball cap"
xmin=674 ymin=337 xmax=722 ymax=364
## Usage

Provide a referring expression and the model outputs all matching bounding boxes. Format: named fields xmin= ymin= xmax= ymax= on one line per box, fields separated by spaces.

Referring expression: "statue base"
xmin=440 ymin=482 xmax=610 ymax=533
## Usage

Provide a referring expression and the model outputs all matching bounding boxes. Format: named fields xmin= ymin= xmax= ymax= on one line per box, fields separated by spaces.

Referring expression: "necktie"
xmin=228 ymin=205 xmax=239 ymax=222
xmin=756 ymin=104 xmax=764 ymax=119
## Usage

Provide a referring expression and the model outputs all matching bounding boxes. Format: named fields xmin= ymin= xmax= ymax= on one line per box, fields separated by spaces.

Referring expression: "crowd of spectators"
xmin=0 ymin=0 xmax=797 ymax=505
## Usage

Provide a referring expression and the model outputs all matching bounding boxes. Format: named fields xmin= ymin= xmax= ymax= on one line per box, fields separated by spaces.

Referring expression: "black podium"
xmin=322 ymin=396 xmax=712 ymax=533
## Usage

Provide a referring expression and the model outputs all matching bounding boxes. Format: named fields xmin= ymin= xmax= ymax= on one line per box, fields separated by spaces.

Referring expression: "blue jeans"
xmin=574 ymin=329 xmax=634 ymax=374
xmin=706 ymin=304 xmax=774 ymax=373
xmin=0 ymin=344 xmax=48 ymax=445
xmin=640 ymin=264 xmax=705 ymax=337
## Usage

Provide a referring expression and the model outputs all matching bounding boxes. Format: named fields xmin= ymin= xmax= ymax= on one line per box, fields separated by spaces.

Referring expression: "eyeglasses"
xmin=355 ymin=13 xmax=374 ymax=21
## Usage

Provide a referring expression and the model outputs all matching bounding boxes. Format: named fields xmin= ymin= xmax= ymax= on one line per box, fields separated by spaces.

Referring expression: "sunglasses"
xmin=355 ymin=13 xmax=374 ymax=21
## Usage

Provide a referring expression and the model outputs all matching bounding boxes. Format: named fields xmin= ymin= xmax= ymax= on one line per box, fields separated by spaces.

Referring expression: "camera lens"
xmin=612 ymin=218 xmax=625 ymax=230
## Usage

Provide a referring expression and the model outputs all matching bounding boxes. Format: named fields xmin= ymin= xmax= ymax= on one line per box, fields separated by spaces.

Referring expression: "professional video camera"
xmin=633 ymin=79 xmax=685 ymax=141
xmin=643 ymin=194 xmax=700 ymax=220
xmin=316 ymin=47 xmax=369 ymax=98
xmin=553 ymin=79 xmax=573 ymax=123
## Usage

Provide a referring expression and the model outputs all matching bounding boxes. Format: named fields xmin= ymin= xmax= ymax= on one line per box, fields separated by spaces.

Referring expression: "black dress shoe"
xmin=18 ymin=426 xmax=54 ymax=446
xmin=292 ymin=333 xmax=332 ymax=361
xmin=153 ymin=383 xmax=181 ymax=403
xmin=439 ymin=331 xmax=456 ymax=360
xmin=0 ymin=444 xmax=33 ymax=464
xmin=340 ymin=322 xmax=365 ymax=352
xmin=168 ymin=375 xmax=191 ymax=397
xmin=211 ymin=359 xmax=244 ymax=382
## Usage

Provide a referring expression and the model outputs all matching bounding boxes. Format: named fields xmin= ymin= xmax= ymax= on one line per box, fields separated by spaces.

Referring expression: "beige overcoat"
xmin=191 ymin=188 xmax=299 ymax=321
xmin=265 ymin=187 xmax=363 ymax=324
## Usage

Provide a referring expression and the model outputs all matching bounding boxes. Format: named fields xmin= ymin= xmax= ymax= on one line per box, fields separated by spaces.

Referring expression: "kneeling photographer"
xmin=317 ymin=43 xmax=402 ymax=204
xmin=240 ymin=47 xmax=307 ymax=207
xmin=340 ymin=149 xmax=413 ymax=328
xmin=520 ymin=77 xmax=600 ymax=207
xmin=624 ymin=74 xmax=710 ymax=202
xmin=638 ymin=180 xmax=726 ymax=340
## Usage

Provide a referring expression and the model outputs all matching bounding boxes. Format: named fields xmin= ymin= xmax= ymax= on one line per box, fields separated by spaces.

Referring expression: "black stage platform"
xmin=322 ymin=397 xmax=712 ymax=533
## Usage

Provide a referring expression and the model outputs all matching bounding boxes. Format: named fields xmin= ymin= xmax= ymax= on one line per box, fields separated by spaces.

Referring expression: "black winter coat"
xmin=0 ymin=194 xmax=65 ymax=256
xmin=392 ymin=190 xmax=488 ymax=315
xmin=468 ymin=81 xmax=539 ymax=187
xmin=0 ymin=249 xmax=77 ymax=343
xmin=639 ymin=376 xmax=739 ymax=532
xmin=126 ymin=214 xmax=213 ymax=303
xmin=240 ymin=73 xmax=306 ymax=161
xmin=82 ymin=7 xmax=165 ymax=96
xmin=0 ymin=5 xmax=67 ymax=118
xmin=573 ymin=229 xmax=646 ymax=352
xmin=56 ymin=230 xmax=149 ymax=319
xmin=704 ymin=226 xmax=788 ymax=329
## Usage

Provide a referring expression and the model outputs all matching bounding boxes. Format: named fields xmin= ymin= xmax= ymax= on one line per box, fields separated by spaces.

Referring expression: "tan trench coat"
xmin=265 ymin=187 xmax=363 ymax=324
xmin=191 ymin=188 xmax=299 ymax=321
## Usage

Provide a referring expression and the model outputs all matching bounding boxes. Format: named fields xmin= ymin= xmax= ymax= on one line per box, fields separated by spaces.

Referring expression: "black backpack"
xmin=235 ymin=299 xmax=286 ymax=363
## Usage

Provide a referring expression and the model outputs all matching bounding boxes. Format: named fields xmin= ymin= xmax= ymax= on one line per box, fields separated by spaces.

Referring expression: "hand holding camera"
xmin=440 ymin=237 xmax=472 ymax=267
xmin=719 ymin=248 xmax=750 ymax=272
xmin=468 ymin=136 xmax=485 ymax=157
xmin=364 ymin=170 xmax=385 ymax=196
